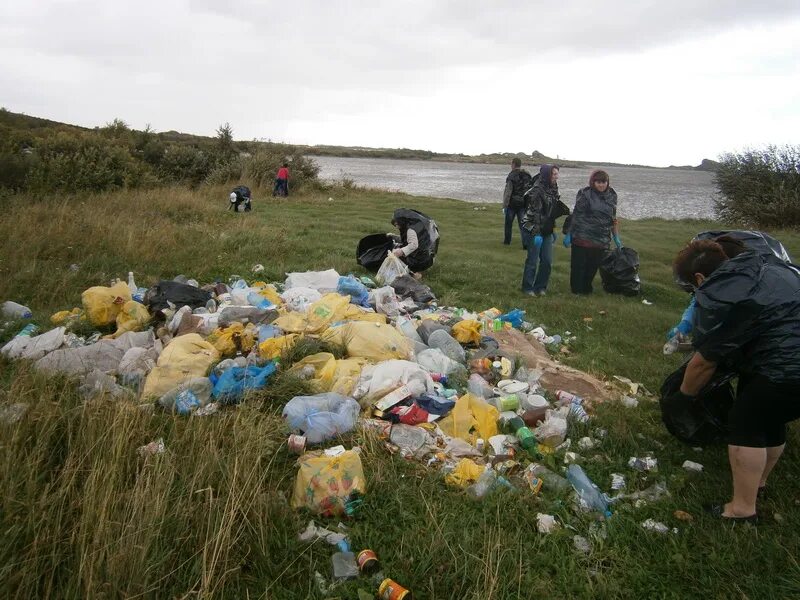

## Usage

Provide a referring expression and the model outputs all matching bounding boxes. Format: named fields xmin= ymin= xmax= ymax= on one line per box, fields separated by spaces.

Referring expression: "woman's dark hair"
xmin=282 ymin=162 xmax=289 ymax=168
xmin=713 ymin=235 xmax=747 ymax=259
xmin=673 ymin=240 xmax=730 ymax=287
xmin=589 ymin=170 xmax=609 ymax=185
xmin=511 ymin=157 xmax=522 ymax=168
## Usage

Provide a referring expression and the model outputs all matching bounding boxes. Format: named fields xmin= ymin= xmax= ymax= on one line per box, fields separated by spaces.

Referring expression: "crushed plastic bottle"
xmin=427 ymin=329 xmax=466 ymax=364
xmin=2 ymin=301 xmax=33 ymax=319
xmin=566 ymin=464 xmax=611 ymax=517
xmin=15 ymin=323 xmax=40 ymax=337
xmin=247 ymin=291 xmax=274 ymax=310
xmin=466 ymin=469 xmax=512 ymax=500
xmin=526 ymin=463 xmax=571 ymax=493
xmin=158 ymin=378 xmax=213 ymax=414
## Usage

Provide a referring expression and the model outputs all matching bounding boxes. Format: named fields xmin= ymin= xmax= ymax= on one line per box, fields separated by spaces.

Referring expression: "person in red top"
xmin=273 ymin=162 xmax=290 ymax=197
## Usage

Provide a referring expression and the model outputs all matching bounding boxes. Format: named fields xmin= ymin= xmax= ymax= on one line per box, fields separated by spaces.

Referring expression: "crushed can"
xmin=356 ymin=549 xmax=380 ymax=575
xmin=287 ymin=434 xmax=306 ymax=454
xmin=379 ymin=578 xmax=412 ymax=600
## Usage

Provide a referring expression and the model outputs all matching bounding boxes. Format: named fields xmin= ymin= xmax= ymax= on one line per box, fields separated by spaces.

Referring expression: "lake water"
xmin=312 ymin=156 xmax=717 ymax=220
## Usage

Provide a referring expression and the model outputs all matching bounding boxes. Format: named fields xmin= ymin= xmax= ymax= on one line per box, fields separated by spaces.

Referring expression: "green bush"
xmin=203 ymin=149 xmax=320 ymax=192
xmin=715 ymin=145 xmax=800 ymax=228
xmin=157 ymin=145 xmax=214 ymax=186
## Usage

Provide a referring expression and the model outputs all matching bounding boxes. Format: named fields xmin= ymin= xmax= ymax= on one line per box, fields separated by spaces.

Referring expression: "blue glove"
xmin=533 ymin=235 xmax=543 ymax=249
xmin=666 ymin=319 xmax=692 ymax=340
xmin=563 ymin=233 xmax=572 ymax=248
xmin=613 ymin=234 xmax=622 ymax=248
xmin=551 ymin=233 xmax=557 ymax=243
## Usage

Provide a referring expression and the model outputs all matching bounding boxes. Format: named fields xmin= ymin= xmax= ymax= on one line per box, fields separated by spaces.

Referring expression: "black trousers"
xmin=570 ymin=245 xmax=606 ymax=294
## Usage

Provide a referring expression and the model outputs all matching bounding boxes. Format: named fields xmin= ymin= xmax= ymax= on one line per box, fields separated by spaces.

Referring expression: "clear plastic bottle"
xmin=246 ymin=291 xmax=274 ymax=310
xmin=526 ymin=463 xmax=571 ymax=492
xmin=2 ymin=301 xmax=33 ymax=319
xmin=566 ymin=464 xmax=611 ymax=516
xmin=157 ymin=378 xmax=213 ymax=413
xmin=396 ymin=316 xmax=423 ymax=343
xmin=427 ymin=329 xmax=466 ymax=364
xmin=466 ymin=469 xmax=498 ymax=500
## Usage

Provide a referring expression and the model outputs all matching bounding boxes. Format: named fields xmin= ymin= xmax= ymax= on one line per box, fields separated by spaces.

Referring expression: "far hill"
xmin=0 ymin=108 xmax=716 ymax=171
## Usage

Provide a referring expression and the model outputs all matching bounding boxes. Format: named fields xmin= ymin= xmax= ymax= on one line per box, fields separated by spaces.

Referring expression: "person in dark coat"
xmin=520 ymin=164 xmax=562 ymax=296
xmin=502 ymin=157 xmax=533 ymax=248
xmin=389 ymin=208 xmax=440 ymax=279
xmin=670 ymin=239 xmax=800 ymax=522
xmin=563 ymin=170 xmax=620 ymax=294
xmin=228 ymin=185 xmax=252 ymax=212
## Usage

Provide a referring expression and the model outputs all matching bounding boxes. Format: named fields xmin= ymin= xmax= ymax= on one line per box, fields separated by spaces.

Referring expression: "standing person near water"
xmin=521 ymin=164 xmax=563 ymax=296
xmin=502 ymin=157 xmax=533 ymax=248
xmin=273 ymin=162 xmax=290 ymax=197
xmin=563 ymin=170 xmax=621 ymax=295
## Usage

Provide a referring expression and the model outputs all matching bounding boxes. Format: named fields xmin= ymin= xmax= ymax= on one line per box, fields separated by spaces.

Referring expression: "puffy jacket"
xmin=393 ymin=208 xmax=440 ymax=272
xmin=693 ymin=251 xmax=800 ymax=383
xmin=694 ymin=230 xmax=793 ymax=263
xmin=503 ymin=169 xmax=534 ymax=208
xmin=522 ymin=166 xmax=561 ymax=235
xmin=568 ymin=186 xmax=617 ymax=247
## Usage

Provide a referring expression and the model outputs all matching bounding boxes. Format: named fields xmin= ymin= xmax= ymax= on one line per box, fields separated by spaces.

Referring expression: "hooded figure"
xmin=563 ymin=170 xmax=621 ymax=295
xmin=390 ymin=208 xmax=440 ymax=273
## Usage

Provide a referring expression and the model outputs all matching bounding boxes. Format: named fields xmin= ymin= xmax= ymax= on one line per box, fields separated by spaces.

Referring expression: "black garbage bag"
xmin=145 ymin=280 xmax=212 ymax=313
xmin=659 ymin=362 xmax=735 ymax=445
xmin=391 ymin=274 xmax=436 ymax=304
xmin=357 ymin=234 xmax=394 ymax=272
xmin=600 ymin=247 xmax=641 ymax=296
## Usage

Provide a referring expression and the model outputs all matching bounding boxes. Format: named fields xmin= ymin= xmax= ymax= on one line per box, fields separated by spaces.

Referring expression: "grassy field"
xmin=2 ymin=185 xmax=800 ymax=599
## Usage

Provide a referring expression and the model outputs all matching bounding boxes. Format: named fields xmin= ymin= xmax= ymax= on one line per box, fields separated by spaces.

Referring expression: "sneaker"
xmin=535 ymin=291 xmax=547 ymax=297
xmin=523 ymin=291 xmax=537 ymax=297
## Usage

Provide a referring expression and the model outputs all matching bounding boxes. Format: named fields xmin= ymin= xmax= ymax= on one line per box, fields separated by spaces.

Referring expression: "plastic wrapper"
xmin=375 ymin=252 xmax=409 ymax=286
xmin=437 ymin=393 xmax=499 ymax=443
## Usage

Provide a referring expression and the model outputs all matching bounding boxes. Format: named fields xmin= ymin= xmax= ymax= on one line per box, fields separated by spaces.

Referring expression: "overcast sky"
xmin=1 ymin=1 xmax=799 ymax=166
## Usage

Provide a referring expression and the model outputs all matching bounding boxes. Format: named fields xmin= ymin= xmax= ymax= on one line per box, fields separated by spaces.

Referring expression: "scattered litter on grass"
xmin=628 ymin=456 xmax=658 ymax=472
xmin=642 ymin=299 xmax=653 ymax=306
xmin=573 ymin=535 xmax=592 ymax=554
xmin=621 ymin=395 xmax=639 ymax=408
xmin=641 ymin=519 xmax=670 ymax=534
xmin=682 ymin=460 xmax=704 ymax=472
xmin=137 ymin=438 xmax=165 ymax=457
xmin=674 ymin=510 xmax=693 ymax=522
xmin=610 ymin=473 xmax=626 ymax=490
xmin=537 ymin=513 xmax=558 ymax=534
xmin=0 ymin=402 xmax=28 ymax=424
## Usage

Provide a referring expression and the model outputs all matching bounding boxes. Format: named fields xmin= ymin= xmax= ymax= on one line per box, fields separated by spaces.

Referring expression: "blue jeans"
xmin=504 ymin=206 xmax=526 ymax=247
xmin=522 ymin=232 xmax=553 ymax=293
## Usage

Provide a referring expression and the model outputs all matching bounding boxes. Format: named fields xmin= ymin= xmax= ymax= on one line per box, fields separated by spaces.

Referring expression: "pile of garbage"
xmin=1 ymin=263 xmax=694 ymax=595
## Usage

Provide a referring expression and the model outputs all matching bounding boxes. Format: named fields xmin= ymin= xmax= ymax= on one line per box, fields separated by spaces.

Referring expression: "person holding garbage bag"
xmin=562 ymin=170 xmax=621 ymax=295
xmin=669 ymin=239 xmax=800 ymax=522
xmin=520 ymin=164 xmax=569 ymax=296
xmin=388 ymin=208 xmax=440 ymax=279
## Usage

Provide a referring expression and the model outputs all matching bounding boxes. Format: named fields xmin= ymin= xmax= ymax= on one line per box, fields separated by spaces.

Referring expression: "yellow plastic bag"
xmin=444 ymin=458 xmax=486 ymax=488
xmin=291 ymin=450 xmax=366 ymax=516
xmin=207 ymin=322 xmax=257 ymax=357
xmin=330 ymin=358 xmax=368 ymax=396
xmin=288 ymin=352 xmax=337 ymax=391
xmin=272 ymin=311 xmax=309 ymax=334
xmin=306 ymin=293 xmax=352 ymax=332
xmin=326 ymin=321 xmax=411 ymax=362
xmin=142 ymin=333 xmax=219 ymax=399
xmin=453 ymin=320 xmax=483 ymax=346
xmin=438 ymin=393 xmax=499 ymax=444
xmin=51 ymin=307 xmax=83 ymax=325
xmin=111 ymin=301 xmax=150 ymax=338
xmin=258 ymin=333 xmax=299 ymax=360
xmin=342 ymin=304 xmax=387 ymax=324
xmin=81 ymin=282 xmax=132 ymax=326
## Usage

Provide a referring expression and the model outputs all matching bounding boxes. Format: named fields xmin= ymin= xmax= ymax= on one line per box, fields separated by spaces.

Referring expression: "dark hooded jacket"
xmin=694 ymin=230 xmax=793 ymax=263
xmin=503 ymin=169 xmax=534 ymax=209
xmin=567 ymin=173 xmax=618 ymax=247
xmin=693 ymin=251 xmax=800 ymax=383
xmin=521 ymin=165 xmax=564 ymax=236
xmin=392 ymin=208 xmax=440 ymax=272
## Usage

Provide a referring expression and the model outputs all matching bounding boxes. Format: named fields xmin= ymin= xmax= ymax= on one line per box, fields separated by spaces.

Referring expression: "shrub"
xmin=157 ymin=145 xmax=214 ymax=186
xmin=715 ymin=145 xmax=800 ymax=228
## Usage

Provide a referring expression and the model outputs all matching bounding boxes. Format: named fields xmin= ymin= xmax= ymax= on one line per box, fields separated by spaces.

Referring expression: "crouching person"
xmin=671 ymin=239 xmax=800 ymax=522
xmin=229 ymin=185 xmax=252 ymax=212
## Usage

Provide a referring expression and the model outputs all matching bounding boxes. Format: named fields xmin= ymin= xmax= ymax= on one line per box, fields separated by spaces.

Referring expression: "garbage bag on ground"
xmin=324 ymin=321 xmax=411 ymax=362
xmin=35 ymin=332 xmax=154 ymax=376
xmin=118 ymin=346 xmax=158 ymax=387
xmin=280 ymin=287 xmax=322 ymax=313
xmin=273 ymin=293 xmax=351 ymax=334
xmin=391 ymin=275 xmax=436 ymax=303
xmin=376 ymin=252 xmax=409 ymax=286
xmin=357 ymin=234 xmax=395 ymax=272
xmin=82 ymin=282 xmax=132 ymax=326
xmin=78 ymin=369 xmax=131 ymax=399
xmin=660 ymin=361 xmax=734 ymax=445
xmin=50 ymin=308 xmax=83 ymax=326
xmin=371 ymin=286 xmax=401 ymax=316
xmin=292 ymin=449 xmax=366 ymax=516
xmin=445 ymin=458 xmax=486 ymax=488
xmin=437 ymin=393 xmax=499 ymax=444
xmin=212 ymin=363 xmax=276 ymax=404
xmin=111 ymin=301 xmax=150 ymax=338
xmin=600 ymin=247 xmax=641 ymax=296
xmin=288 ymin=353 xmax=337 ymax=391
xmin=283 ymin=392 xmax=361 ymax=443
xmin=416 ymin=348 xmax=464 ymax=376
xmin=142 ymin=333 xmax=220 ymax=399
xmin=285 ymin=269 xmax=341 ymax=292
xmin=1 ymin=327 xmax=65 ymax=361
xmin=144 ymin=280 xmax=212 ymax=313
xmin=337 ymin=276 xmax=370 ymax=308
xmin=453 ymin=320 xmax=483 ymax=346
xmin=353 ymin=359 xmax=434 ymax=403
xmin=330 ymin=358 xmax=368 ymax=396
xmin=258 ymin=333 xmax=299 ymax=360
xmin=427 ymin=329 xmax=466 ymax=363
xmin=217 ymin=306 xmax=277 ymax=327
xmin=207 ymin=322 xmax=258 ymax=356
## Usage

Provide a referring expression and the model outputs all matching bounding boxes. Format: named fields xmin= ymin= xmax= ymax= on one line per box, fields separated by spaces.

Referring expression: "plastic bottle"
xmin=206 ymin=298 xmax=218 ymax=313
xmin=492 ymin=394 xmax=520 ymax=412
xmin=157 ymin=378 xmax=213 ymax=413
xmin=427 ymin=329 xmax=466 ymax=364
xmin=127 ymin=272 xmax=138 ymax=293
xmin=247 ymin=291 xmax=274 ymax=310
xmin=527 ymin=463 xmax=571 ymax=493
xmin=231 ymin=279 xmax=248 ymax=290
xmin=466 ymin=469 xmax=499 ymax=500
xmin=566 ymin=464 xmax=611 ymax=517
xmin=331 ymin=539 xmax=359 ymax=580
xmin=504 ymin=416 xmax=540 ymax=458
xmin=257 ymin=324 xmax=279 ymax=343
xmin=467 ymin=373 xmax=494 ymax=399
xmin=2 ymin=301 xmax=33 ymax=319
xmin=663 ymin=336 xmax=680 ymax=355
xmin=396 ymin=316 xmax=423 ymax=343
xmin=15 ymin=323 xmax=40 ymax=337
xmin=555 ymin=390 xmax=589 ymax=422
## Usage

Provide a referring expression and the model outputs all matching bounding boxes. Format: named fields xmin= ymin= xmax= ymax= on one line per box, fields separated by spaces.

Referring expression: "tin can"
xmin=287 ymin=434 xmax=306 ymax=454
xmin=378 ymin=578 xmax=412 ymax=600
xmin=555 ymin=390 xmax=582 ymax=405
xmin=356 ymin=549 xmax=380 ymax=574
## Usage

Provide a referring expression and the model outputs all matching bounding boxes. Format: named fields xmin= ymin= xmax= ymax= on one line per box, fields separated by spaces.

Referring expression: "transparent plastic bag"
xmin=375 ymin=252 xmax=409 ymax=286
xmin=283 ymin=393 xmax=361 ymax=444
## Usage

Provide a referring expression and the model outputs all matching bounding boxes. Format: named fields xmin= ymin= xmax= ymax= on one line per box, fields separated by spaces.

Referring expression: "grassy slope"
xmin=1 ymin=186 xmax=800 ymax=599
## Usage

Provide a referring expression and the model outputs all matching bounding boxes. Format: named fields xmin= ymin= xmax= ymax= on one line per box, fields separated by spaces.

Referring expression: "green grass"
xmin=2 ymin=186 xmax=800 ymax=598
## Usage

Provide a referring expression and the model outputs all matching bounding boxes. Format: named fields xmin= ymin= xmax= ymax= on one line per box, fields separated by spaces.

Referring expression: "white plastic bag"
xmin=371 ymin=286 xmax=401 ymax=316
xmin=533 ymin=410 xmax=568 ymax=447
xmin=280 ymin=287 xmax=322 ymax=313
xmin=352 ymin=359 xmax=434 ymax=401
xmin=376 ymin=252 xmax=409 ymax=286
xmin=282 ymin=393 xmax=361 ymax=444
xmin=1 ymin=327 xmax=66 ymax=361
xmin=284 ymin=269 xmax=341 ymax=292
xmin=416 ymin=348 xmax=465 ymax=376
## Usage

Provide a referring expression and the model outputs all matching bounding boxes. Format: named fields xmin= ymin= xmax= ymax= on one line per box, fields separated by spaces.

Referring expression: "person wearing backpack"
xmin=521 ymin=164 xmax=564 ymax=296
xmin=563 ymin=170 xmax=621 ymax=294
xmin=228 ymin=185 xmax=252 ymax=212
xmin=502 ymin=158 xmax=533 ymax=248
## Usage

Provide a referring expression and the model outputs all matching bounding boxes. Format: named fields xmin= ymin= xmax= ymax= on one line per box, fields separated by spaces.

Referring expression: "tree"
xmin=216 ymin=122 xmax=235 ymax=159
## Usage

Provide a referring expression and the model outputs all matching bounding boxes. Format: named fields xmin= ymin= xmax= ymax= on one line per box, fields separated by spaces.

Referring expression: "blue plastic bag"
xmin=499 ymin=308 xmax=525 ymax=329
xmin=337 ymin=275 xmax=370 ymax=308
xmin=282 ymin=392 xmax=361 ymax=443
xmin=212 ymin=362 xmax=277 ymax=404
